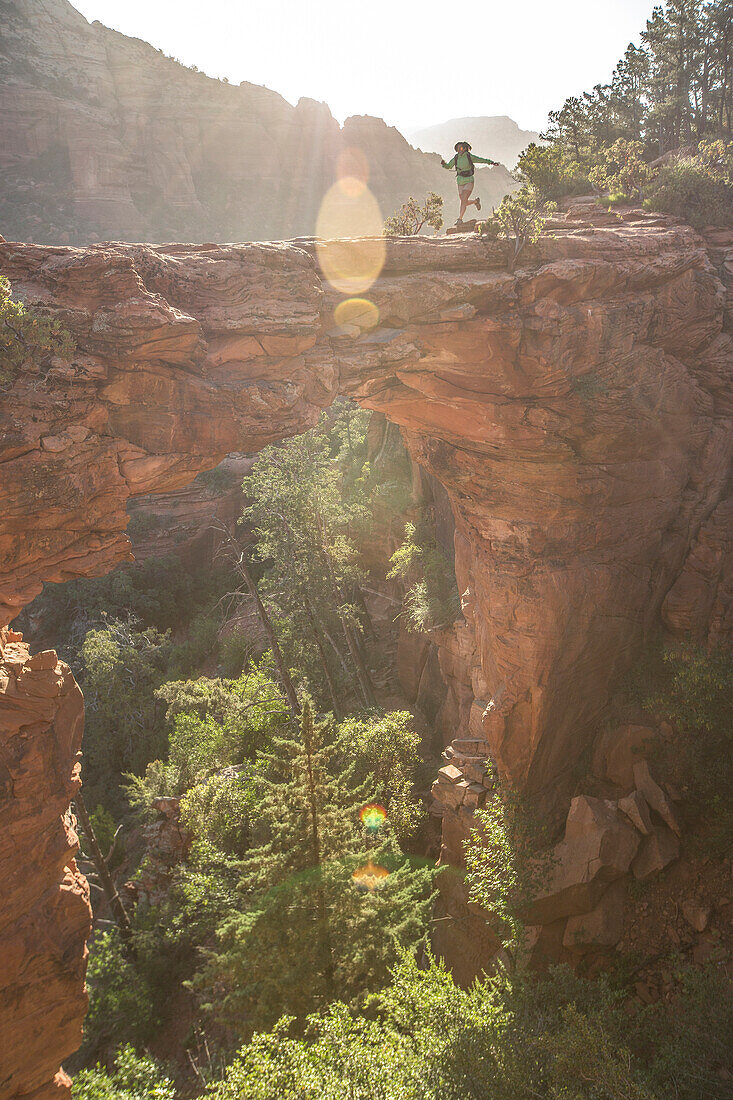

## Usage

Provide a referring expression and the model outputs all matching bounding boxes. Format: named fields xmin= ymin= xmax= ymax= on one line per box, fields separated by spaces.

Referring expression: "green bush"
xmin=80 ymin=932 xmax=155 ymax=1061
xmin=210 ymin=953 xmax=733 ymax=1099
xmin=336 ymin=710 xmax=424 ymax=838
xmin=517 ymin=142 xmax=592 ymax=201
xmin=388 ymin=521 xmax=460 ymax=632
xmin=0 ymin=275 xmax=74 ymax=387
xmin=645 ymin=150 xmax=733 ymax=227
xmin=384 ymin=192 xmax=443 ymax=235
xmin=647 ymin=643 xmax=733 ymax=851
xmin=477 ymin=185 xmax=555 ymax=271
xmin=588 ymin=139 xmax=652 ymax=199
xmin=72 ymin=1046 xmax=174 ymax=1100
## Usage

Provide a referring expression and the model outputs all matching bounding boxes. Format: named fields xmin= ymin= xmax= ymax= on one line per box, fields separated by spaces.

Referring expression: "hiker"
xmin=441 ymin=141 xmax=499 ymax=224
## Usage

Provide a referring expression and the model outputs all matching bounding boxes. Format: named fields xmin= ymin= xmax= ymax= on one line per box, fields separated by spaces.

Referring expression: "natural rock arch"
xmin=1 ymin=214 xmax=732 ymax=1095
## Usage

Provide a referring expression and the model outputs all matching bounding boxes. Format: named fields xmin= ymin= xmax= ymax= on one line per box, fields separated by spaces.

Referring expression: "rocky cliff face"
xmin=0 ymin=628 xmax=91 ymax=1100
xmin=0 ymin=0 xmax=516 ymax=244
xmin=2 ymin=212 xmax=732 ymax=1094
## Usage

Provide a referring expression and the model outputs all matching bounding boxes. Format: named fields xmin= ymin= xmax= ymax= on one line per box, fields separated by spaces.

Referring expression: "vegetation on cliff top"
xmin=515 ymin=0 xmax=733 ymax=226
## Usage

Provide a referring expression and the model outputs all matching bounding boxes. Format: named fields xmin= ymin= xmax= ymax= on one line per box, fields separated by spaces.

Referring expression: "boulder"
xmin=521 ymin=796 xmax=640 ymax=925
xmin=632 ymin=824 xmax=680 ymax=880
xmin=633 ymin=760 xmax=682 ymax=836
xmin=618 ymin=790 xmax=654 ymax=835
xmin=592 ymin=725 xmax=657 ymax=789
xmin=563 ymin=878 xmax=627 ymax=948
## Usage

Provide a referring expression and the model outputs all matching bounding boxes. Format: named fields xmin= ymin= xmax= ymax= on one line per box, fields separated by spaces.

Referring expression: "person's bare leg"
xmin=458 ymin=184 xmax=472 ymax=222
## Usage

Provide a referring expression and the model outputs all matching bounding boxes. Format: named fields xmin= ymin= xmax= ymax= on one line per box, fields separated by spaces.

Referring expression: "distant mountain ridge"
xmin=0 ymin=0 xmax=518 ymax=244
xmin=408 ymin=116 xmax=543 ymax=169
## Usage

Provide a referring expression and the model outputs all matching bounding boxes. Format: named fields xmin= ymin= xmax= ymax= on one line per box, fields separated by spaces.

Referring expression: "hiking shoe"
xmin=475 ymin=197 xmax=481 ymax=212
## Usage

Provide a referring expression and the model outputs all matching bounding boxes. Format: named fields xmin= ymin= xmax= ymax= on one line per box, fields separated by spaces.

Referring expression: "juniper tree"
xmin=202 ymin=701 xmax=433 ymax=1034
xmin=241 ymin=413 xmax=377 ymax=711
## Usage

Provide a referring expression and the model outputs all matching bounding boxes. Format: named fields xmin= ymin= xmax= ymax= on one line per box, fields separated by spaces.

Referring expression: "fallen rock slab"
xmin=633 ymin=760 xmax=682 ymax=836
xmin=521 ymin=796 xmax=640 ymax=925
xmin=618 ymin=790 xmax=654 ymax=835
xmin=632 ymin=823 xmax=680 ymax=880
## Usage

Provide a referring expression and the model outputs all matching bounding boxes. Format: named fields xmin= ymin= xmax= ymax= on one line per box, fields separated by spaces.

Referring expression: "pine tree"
xmin=203 ymin=701 xmax=433 ymax=1035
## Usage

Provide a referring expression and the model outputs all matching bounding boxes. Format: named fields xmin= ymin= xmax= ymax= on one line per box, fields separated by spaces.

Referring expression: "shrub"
xmin=588 ymin=138 xmax=652 ymax=199
xmin=210 ymin=953 xmax=733 ymax=1098
xmin=647 ymin=643 xmax=733 ymax=852
xmin=0 ymin=275 xmax=74 ymax=387
xmin=336 ymin=711 xmax=424 ymax=838
xmin=72 ymin=1046 xmax=174 ymax=1100
xmin=80 ymin=931 xmax=155 ymax=1061
xmin=517 ymin=142 xmax=592 ymax=201
xmin=384 ymin=192 xmax=443 ymax=235
xmin=477 ymin=185 xmax=555 ymax=271
xmin=463 ymin=781 xmax=555 ymax=954
xmin=388 ymin=521 xmax=460 ymax=631
xmin=645 ymin=141 xmax=733 ymax=227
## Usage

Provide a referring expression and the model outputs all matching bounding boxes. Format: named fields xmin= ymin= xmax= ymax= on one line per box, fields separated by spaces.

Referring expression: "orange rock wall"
xmin=0 ymin=629 xmax=91 ymax=1099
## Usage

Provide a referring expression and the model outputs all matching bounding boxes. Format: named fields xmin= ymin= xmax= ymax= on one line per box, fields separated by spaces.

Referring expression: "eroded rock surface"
xmin=0 ymin=628 xmax=91 ymax=1100
xmin=2 ymin=211 xmax=733 ymax=1089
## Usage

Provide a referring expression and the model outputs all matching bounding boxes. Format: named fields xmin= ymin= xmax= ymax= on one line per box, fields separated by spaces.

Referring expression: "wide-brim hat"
xmin=455 ymin=141 xmax=472 ymax=151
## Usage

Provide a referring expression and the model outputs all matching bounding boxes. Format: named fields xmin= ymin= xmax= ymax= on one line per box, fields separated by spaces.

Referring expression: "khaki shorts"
xmin=458 ymin=178 xmax=474 ymax=197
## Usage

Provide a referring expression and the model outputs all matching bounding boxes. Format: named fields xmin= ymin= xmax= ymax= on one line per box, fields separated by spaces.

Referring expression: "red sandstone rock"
xmin=521 ymin=796 xmax=640 ymax=925
xmin=632 ymin=824 xmax=680 ymax=880
xmin=563 ymin=878 xmax=627 ymax=949
xmin=592 ymin=726 xmax=658 ymax=790
xmin=0 ymin=629 xmax=92 ymax=1100
xmin=633 ymin=760 xmax=682 ymax=837
xmin=618 ymin=790 xmax=654 ymax=836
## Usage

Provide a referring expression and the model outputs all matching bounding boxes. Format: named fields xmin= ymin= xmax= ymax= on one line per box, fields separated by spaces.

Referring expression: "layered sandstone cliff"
xmin=0 ymin=0 xmax=516 ymax=244
xmin=2 ymin=212 xmax=732 ymax=1094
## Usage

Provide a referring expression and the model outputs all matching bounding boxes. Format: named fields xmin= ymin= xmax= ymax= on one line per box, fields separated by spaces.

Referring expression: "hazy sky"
xmin=71 ymin=0 xmax=656 ymax=134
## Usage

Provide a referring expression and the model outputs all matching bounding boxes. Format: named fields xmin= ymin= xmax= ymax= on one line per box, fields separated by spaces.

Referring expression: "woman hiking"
xmin=441 ymin=140 xmax=498 ymax=225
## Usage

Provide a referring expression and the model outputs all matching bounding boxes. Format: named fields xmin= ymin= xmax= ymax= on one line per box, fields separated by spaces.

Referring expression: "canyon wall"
xmin=2 ymin=211 xmax=733 ymax=1094
xmin=0 ymin=0 xmax=516 ymax=245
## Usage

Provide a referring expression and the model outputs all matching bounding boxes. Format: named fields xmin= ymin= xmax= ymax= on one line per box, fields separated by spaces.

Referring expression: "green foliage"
xmin=647 ymin=642 xmax=733 ymax=851
xmin=211 ymin=953 xmax=733 ymax=1099
xmin=80 ymin=623 xmax=172 ymax=810
xmin=383 ymin=192 xmax=443 ymax=235
xmin=588 ymin=138 xmax=653 ymax=199
xmin=388 ymin=520 xmax=460 ymax=632
xmin=180 ymin=771 xmax=256 ymax=856
xmin=542 ymin=0 xmax=733 ymax=160
xmin=80 ymin=932 xmax=155 ymax=1060
xmin=199 ymin=703 xmax=433 ymax=1034
xmin=0 ymin=275 xmax=74 ymax=386
xmin=464 ymin=782 xmax=555 ymax=954
xmin=72 ymin=1046 xmax=174 ymax=1100
xmin=21 ymin=554 xmax=233 ymax=669
xmin=125 ymin=663 xmax=287 ymax=818
xmin=477 ymin=186 xmax=555 ymax=271
xmin=336 ymin=711 xmax=423 ymax=838
xmin=645 ymin=139 xmax=733 ymax=226
xmin=516 ymin=142 xmax=592 ymax=201
xmin=242 ymin=407 xmax=377 ymax=709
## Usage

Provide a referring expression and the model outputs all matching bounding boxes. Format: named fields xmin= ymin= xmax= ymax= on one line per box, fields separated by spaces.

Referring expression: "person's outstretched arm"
xmin=471 ymin=154 xmax=499 ymax=165
xmin=441 ymin=156 xmax=457 ymax=169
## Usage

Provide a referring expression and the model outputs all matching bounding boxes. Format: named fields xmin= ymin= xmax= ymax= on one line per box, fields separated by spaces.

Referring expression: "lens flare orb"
xmin=315 ymin=178 xmax=385 ymax=295
xmin=359 ymin=803 xmax=387 ymax=833
xmin=333 ymin=297 xmax=379 ymax=332
xmin=352 ymin=858 xmax=390 ymax=893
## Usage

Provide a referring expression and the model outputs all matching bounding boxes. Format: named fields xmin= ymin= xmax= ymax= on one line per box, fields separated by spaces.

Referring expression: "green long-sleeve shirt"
xmin=443 ymin=152 xmax=496 ymax=178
